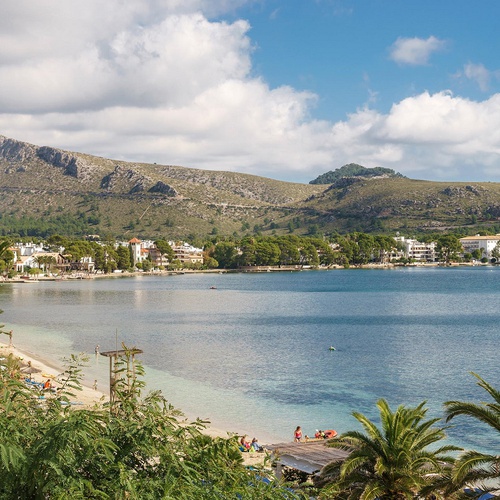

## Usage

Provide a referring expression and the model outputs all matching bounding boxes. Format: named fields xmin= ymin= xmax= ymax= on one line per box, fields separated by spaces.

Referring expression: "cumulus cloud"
xmin=389 ymin=36 xmax=446 ymax=65
xmin=332 ymin=92 xmax=500 ymax=179
xmin=0 ymin=1 xmax=499 ymax=183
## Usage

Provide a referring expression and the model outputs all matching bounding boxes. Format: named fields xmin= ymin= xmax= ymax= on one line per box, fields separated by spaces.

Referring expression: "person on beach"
xmin=95 ymin=345 xmax=100 ymax=355
xmin=239 ymin=435 xmax=251 ymax=451
xmin=250 ymin=438 xmax=262 ymax=452
xmin=43 ymin=379 xmax=52 ymax=391
xmin=294 ymin=426 xmax=302 ymax=442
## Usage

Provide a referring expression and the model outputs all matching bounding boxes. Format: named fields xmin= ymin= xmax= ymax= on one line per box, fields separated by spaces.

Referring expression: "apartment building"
xmin=459 ymin=235 xmax=500 ymax=259
xmin=394 ymin=237 xmax=436 ymax=262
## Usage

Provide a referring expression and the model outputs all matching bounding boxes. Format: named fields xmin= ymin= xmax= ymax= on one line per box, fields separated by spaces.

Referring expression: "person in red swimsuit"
xmin=294 ymin=426 xmax=302 ymax=442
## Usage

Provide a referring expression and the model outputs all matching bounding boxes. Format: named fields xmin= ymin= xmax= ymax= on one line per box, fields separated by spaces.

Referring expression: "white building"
xmin=459 ymin=235 xmax=500 ymax=259
xmin=169 ymin=242 xmax=204 ymax=265
xmin=394 ymin=237 xmax=436 ymax=262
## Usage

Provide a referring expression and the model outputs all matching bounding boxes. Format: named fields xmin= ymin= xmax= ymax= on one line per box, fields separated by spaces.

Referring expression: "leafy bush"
xmin=0 ymin=348 xmax=304 ymax=499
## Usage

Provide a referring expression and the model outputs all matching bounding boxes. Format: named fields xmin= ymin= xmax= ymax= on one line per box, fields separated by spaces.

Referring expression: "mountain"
xmin=1 ymin=135 xmax=500 ymax=239
xmin=309 ymin=163 xmax=405 ymax=184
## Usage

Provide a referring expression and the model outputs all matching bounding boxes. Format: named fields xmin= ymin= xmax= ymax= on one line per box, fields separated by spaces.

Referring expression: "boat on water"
xmin=328 ymin=346 xmax=336 ymax=351
xmin=312 ymin=429 xmax=338 ymax=440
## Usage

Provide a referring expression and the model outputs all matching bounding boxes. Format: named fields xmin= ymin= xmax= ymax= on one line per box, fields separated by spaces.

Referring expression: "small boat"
xmin=313 ymin=429 xmax=338 ymax=439
xmin=324 ymin=429 xmax=337 ymax=439
xmin=209 ymin=286 xmax=217 ymax=289
xmin=328 ymin=346 xmax=336 ymax=351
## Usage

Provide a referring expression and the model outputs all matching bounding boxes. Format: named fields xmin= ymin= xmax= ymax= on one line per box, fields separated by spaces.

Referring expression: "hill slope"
xmin=1 ymin=135 xmax=499 ymax=238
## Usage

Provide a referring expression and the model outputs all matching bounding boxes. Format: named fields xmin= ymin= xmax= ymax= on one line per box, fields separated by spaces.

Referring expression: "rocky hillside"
xmin=309 ymin=163 xmax=405 ymax=184
xmin=1 ymin=135 xmax=499 ymax=239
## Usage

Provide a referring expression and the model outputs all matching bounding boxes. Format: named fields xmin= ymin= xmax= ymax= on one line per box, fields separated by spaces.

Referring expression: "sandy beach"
xmin=0 ymin=339 xmax=108 ymax=407
xmin=0 ymin=338 xmax=267 ymax=447
xmin=0 ymin=339 xmax=269 ymax=469
xmin=0 ymin=340 xmax=270 ymax=471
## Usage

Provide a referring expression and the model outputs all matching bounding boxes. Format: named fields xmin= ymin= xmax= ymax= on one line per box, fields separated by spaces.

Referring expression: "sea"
xmin=1 ymin=266 xmax=499 ymax=453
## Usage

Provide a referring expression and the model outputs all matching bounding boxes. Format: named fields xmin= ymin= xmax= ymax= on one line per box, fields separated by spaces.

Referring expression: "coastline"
xmin=0 ymin=260 xmax=491 ymax=285
xmin=2 ymin=268 xmax=497 ymax=456
xmin=0 ymin=340 xmax=108 ymax=408
xmin=0 ymin=339 xmax=257 ymax=444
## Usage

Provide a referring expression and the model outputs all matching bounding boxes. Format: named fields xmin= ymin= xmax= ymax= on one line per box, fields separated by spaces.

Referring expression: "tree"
xmin=374 ymin=235 xmax=396 ymax=263
xmin=116 ymin=245 xmax=131 ymax=270
xmin=276 ymin=236 xmax=300 ymax=266
xmin=237 ymin=237 xmax=257 ymax=267
xmin=154 ymin=239 xmax=175 ymax=267
xmin=0 ymin=348 xmax=304 ymax=499
xmin=254 ymin=241 xmax=280 ymax=266
xmin=34 ymin=255 xmax=56 ymax=274
xmin=436 ymin=235 xmax=462 ymax=263
xmin=93 ymin=243 xmax=118 ymax=273
xmin=471 ymin=248 xmax=483 ymax=261
xmin=318 ymin=399 xmax=459 ymax=499
xmin=212 ymin=242 xmax=237 ymax=269
xmin=0 ymin=240 xmax=14 ymax=276
xmin=491 ymin=242 xmax=500 ymax=263
xmin=64 ymin=240 xmax=94 ymax=264
xmin=354 ymin=232 xmax=376 ymax=264
xmin=299 ymin=241 xmax=320 ymax=267
xmin=444 ymin=373 xmax=500 ymax=497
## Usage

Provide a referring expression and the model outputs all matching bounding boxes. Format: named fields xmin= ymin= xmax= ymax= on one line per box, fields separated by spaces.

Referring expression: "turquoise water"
xmin=1 ymin=267 xmax=499 ymax=451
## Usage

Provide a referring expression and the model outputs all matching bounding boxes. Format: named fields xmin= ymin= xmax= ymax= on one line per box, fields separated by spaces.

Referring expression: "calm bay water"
xmin=1 ymin=267 xmax=499 ymax=451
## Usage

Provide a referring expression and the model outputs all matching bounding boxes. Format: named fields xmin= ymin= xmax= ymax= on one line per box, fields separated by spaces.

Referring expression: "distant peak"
xmin=309 ymin=163 xmax=405 ymax=184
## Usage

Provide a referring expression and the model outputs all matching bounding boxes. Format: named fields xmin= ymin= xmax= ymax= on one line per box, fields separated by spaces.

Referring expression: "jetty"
xmin=266 ymin=440 xmax=349 ymax=477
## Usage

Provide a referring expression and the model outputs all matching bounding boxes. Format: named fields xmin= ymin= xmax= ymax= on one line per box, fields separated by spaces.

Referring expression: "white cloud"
xmin=334 ymin=92 xmax=500 ymax=179
xmin=463 ymin=62 xmax=491 ymax=91
xmin=389 ymin=36 xmax=446 ymax=66
xmin=0 ymin=2 xmax=499 ymax=183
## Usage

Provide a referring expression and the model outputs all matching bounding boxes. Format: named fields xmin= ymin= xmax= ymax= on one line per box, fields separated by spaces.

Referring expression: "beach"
xmin=0 ymin=338 xmax=266 ymax=449
xmin=0 ymin=338 xmax=269 ymax=469
xmin=0 ymin=339 xmax=108 ymax=408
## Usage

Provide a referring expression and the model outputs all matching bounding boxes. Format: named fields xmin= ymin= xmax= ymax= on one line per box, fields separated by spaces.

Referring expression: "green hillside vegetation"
xmin=1 ymin=135 xmax=500 ymax=239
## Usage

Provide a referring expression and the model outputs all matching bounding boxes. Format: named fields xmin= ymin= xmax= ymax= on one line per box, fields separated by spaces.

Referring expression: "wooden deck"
xmin=266 ymin=440 xmax=349 ymax=475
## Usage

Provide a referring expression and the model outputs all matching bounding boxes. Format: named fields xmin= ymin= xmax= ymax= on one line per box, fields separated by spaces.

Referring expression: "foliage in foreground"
xmin=0 ymin=349 xmax=303 ymax=500
xmin=317 ymin=399 xmax=461 ymax=499
xmin=444 ymin=373 xmax=500 ymax=498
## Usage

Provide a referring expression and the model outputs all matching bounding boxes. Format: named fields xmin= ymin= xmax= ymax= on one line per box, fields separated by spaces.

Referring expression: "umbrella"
xmin=22 ymin=365 xmax=42 ymax=380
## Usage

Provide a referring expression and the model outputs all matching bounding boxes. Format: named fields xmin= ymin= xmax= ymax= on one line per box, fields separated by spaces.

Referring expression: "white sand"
xmin=0 ymin=340 xmax=270 ymax=468
xmin=0 ymin=340 xmax=252 ymax=443
xmin=0 ymin=340 xmax=108 ymax=407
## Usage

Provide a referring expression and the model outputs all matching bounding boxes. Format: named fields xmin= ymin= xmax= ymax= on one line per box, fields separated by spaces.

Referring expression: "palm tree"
xmin=318 ymin=399 xmax=460 ymax=499
xmin=444 ymin=373 xmax=500 ymax=497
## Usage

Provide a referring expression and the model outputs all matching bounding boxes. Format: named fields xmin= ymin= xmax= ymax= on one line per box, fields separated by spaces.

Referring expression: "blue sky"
xmin=1 ymin=0 xmax=499 ymax=183
xmin=234 ymin=1 xmax=499 ymax=120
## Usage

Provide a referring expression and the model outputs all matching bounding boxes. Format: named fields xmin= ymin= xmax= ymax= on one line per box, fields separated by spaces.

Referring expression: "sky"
xmin=1 ymin=0 xmax=499 ymax=184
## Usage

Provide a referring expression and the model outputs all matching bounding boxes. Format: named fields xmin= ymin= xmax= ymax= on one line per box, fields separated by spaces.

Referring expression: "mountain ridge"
xmin=1 ymin=135 xmax=499 ymax=239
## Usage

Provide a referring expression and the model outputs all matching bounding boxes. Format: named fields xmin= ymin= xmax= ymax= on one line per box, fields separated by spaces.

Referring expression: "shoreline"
xmin=0 ymin=260 xmax=494 ymax=284
xmin=0 ymin=339 xmax=259 ymax=443
xmin=0 ymin=340 xmax=108 ymax=408
xmin=0 ymin=339 xmax=269 ymax=468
